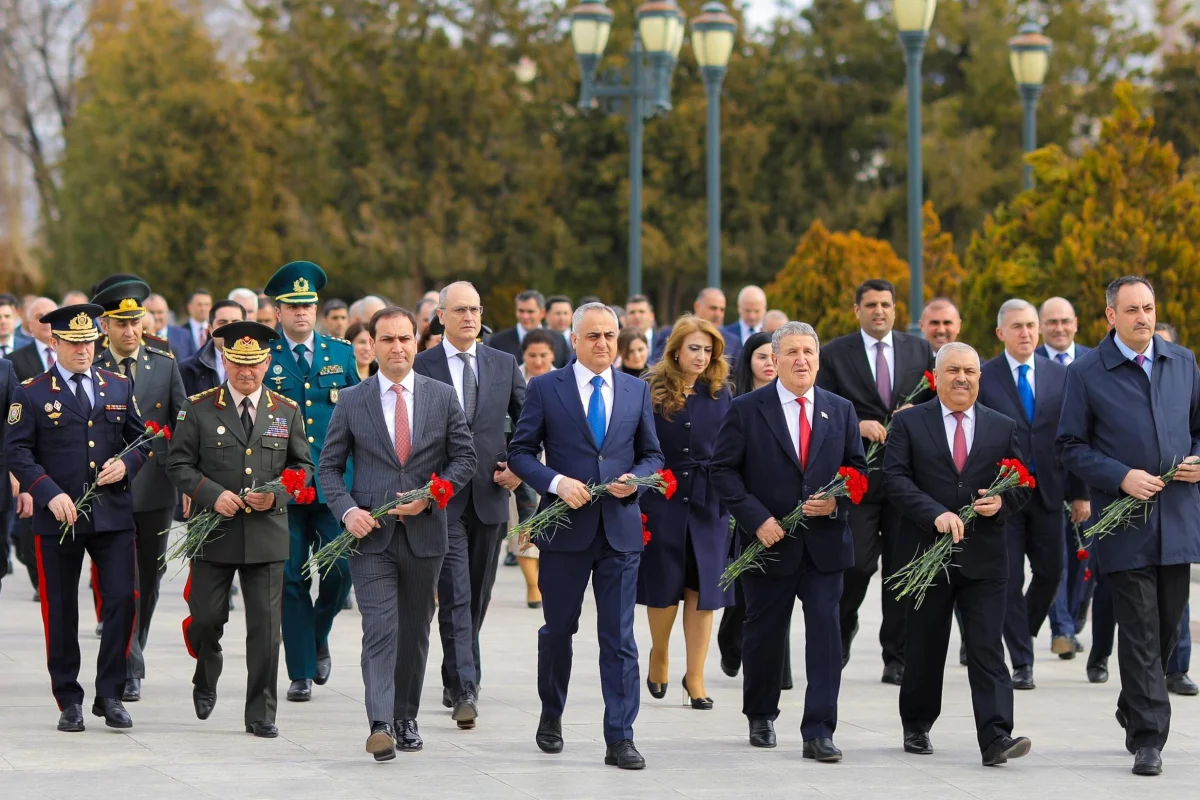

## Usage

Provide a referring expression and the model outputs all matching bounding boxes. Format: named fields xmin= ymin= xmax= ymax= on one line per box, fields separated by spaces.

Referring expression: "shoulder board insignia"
xmin=327 ymin=336 xmax=351 ymax=346
xmin=99 ymin=367 xmax=128 ymax=381
xmin=21 ymin=373 xmax=49 ymax=388
xmin=145 ymin=345 xmax=175 ymax=360
xmin=142 ymin=332 xmax=169 ymax=346
xmin=188 ymin=386 xmax=219 ymax=403
xmin=269 ymin=389 xmax=297 ymax=409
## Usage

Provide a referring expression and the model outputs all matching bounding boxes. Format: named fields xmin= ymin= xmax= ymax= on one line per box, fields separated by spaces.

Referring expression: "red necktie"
xmin=797 ymin=397 xmax=811 ymax=469
xmin=951 ymin=411 xmax=968 ymax=472
xmin=391 ymin=384 xmax=411 ymax=463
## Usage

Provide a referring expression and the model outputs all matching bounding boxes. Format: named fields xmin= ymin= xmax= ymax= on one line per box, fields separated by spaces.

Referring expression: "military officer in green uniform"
xmin=262 ymin=260 xmax=360 ymax=701
xmin=90 ymin=275 xmax=187 ymax=703
xmin=165 ymin=321 xmax=313 ymax=738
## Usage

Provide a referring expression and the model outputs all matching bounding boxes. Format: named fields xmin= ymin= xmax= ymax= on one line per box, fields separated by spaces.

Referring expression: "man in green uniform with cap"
xmin=90 ymin=275 xmax=187 ymax=703
xmin=166 ymin=321 xmax=313 ymax=737
xmin=262 ymin=260 xmax=360 ymax=701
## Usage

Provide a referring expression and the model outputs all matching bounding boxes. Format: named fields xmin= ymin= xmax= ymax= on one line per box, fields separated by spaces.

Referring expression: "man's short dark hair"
xmin=855 ymin=279 xmax=896 ymax=305
xmin=546 ymin=295 xmax=572 ymax=312
xmin=626 ymin=294 xmax=653 ymax=308
xmin=0 ymin=292 xmax=18 ymax=310
xmin=369 ymin=306 xmax=418 ymax=339
xmin=258 ymin=295 xmax=275 ymax=311
xmin=209 ymin=299 xmax=247 ymax=325
xmin=1105 ymin=276 xmax=1155 ymax=310
xmin=187 ymin=288 xmax=212 ymax=304
xmin=515 ymin=290 xmax=546 ymax=309
xmin=521 ymin=328 xmax=558 ymax=353
xmin=323 ymin=298 xmax=348 ymax=316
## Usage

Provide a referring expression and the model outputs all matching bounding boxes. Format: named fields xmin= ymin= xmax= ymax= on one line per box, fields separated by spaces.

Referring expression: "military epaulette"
xmin=323 ymin=335 xmax=351 ymax=346
xmin=21 ymin=373 xmax=49 ymax=388
xmin=269 ymin=389 xmax=297 ymax=409
xmin=145 ymin=345 xmax=174 ymax=359
xmin=96 ymin=367 xmax=127 ymax=382
xmin=189 ymin=386 xmax=220 ymax=403
xmin=142 ymin=332 xmax=169 ymax=347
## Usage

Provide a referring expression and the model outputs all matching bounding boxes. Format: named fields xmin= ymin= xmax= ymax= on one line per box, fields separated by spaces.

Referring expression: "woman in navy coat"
xmin=638 ymin=315 xmax=733 ymax=709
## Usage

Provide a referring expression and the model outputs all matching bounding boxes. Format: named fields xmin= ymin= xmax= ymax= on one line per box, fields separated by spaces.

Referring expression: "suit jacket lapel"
xmin=807 ymin=389 xmax=830 ymax=466
xmin=89 ymin=369 xmax=111 ymax=422
xmin=851 ymin=338 xmax=883 ymax=408
xmin=996 ymin=360 xmax=1025 ymax=421
xmin=411 ymin=374 xmax=430 ymax=455
xmin=475 ymin=347 xmax=492 ymax=410
xmin=1031 ymin=362 xmax=1049 ymax=427
xmin=54 ymin=369 xmax=90 ymax=421
xmin=758 ymin=382 xmax=802 ymax=472
xmin=922 ymin=402 xmax=959 ymax=474
xmin=272 ymin=339 xmax=305 ymax=381
xmin=215 ymin=385 xmax=250 ymax=445
xmin=554 ymin=369 xmax=598 ymax=451
xmin=600 ymin=373 xmax=630 ymax=455
xmin=363 ymin=376 xmax=403 ymax=470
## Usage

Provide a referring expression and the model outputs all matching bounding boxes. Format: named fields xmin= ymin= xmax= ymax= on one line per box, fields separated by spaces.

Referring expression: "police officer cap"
xmin=263 ymin=261 xmax=326 ymax=305
xmin=42 ymin=304 xmax=105 ymax=343
xmin=91 ymin=276 xmax=151 ymax=320
xmin=219 ymin=321 xmax=281 ymax=366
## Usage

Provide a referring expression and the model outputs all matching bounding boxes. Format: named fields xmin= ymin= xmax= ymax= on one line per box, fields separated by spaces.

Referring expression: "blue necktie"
xmin=1055 ymin=352 xmax=1069 ymax=365
xmin=1017 ymin=364 xmax=1035 ymax=423
xmin=587 ymin=375 xmax=607 ymax=448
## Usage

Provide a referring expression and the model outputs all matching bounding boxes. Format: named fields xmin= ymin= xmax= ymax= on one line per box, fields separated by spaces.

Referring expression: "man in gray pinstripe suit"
xmin=319 ymin=306 xmax=476 ymax=762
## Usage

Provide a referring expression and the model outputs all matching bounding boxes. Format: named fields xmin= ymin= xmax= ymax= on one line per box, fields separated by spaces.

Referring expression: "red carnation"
xmin=430 ymin=473 xmax=455 ymax=509
xmin=924 ymin=370 xmax=936 ymax=393
xmin=298 ymin=486 xmax=316 ymax=504
xmin=162 ymin=425 xmax=172 ymax=442
xmin=146 ymin=421 xmax=160 ymax=435
xmin=1084 ymin=568 xmax=1092 ymax=582
xmin=281 ymin=468 xmax=306 ymax=496
xmin=642 ymin=525 xmax=652 ymax=545
xmin=1076 ymin=548 xmax=1088 ymax=561
xmin=838 ymin=466 xmax=869 ymax=505
xmin=641 ymin=513 xmax=648 ymax=524
xmin=658 ymin=469 xmax=677 ymax=500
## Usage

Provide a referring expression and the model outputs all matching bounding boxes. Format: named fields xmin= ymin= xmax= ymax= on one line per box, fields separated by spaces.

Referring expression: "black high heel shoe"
xmin=682 ymin=677 xmax=713 ymax=710
xmin=646 ymin=677 xmax=667 ymax=699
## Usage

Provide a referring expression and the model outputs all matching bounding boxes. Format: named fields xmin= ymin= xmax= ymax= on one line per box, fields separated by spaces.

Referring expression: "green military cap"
xmin=264 ymin=261 xmax=326 ymax=305
xmin=43 ymin=304 xmax=105 ymax=343
xmin=91 ymin=275 xmax=152 ymax=320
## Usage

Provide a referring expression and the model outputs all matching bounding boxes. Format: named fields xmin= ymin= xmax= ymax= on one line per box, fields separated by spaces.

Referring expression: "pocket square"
xmin=820 ymin=411 xmax=829 ymax=419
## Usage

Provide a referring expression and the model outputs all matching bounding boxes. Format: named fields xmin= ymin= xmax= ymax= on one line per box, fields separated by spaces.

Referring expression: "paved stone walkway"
xmin=1 ymin=550 xmax=1197 ymax=800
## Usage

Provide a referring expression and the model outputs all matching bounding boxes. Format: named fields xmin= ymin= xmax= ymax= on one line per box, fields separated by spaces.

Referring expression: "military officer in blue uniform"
xmin=263 ymin=261 xmax=360 ymax=701
xmin=7 ymin=304 xmax=150 ymax=732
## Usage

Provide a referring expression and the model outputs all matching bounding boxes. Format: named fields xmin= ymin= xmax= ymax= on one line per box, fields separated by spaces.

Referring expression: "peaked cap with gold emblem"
xmin=263 ymin=260 xmax=326 ymax=305
xmin=91 ymin=274 xmax=152 ymax=320
xmin=42 ymin=303 xmax=105 ymax=343
xmin=218 ymin=320 xmax=280 ymax=366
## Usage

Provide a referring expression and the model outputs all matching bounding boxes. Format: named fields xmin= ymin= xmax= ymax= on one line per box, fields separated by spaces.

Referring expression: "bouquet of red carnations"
xmin=719 ymin=466 xmax=868 ymax=590
xmin=162 ymin=467 xmax=313 ymax=564
xmin=64 ymin=421 xmax=172 ymax=542
xmin=889 ymin=458 xmax=1034 ymax=608
xmin=507 ymin=469 xmax=677 ymax=544
xmin=865 ymin=370 xmax=936 ymax=470
xmin=305 ymin=474 xmax=456 ymax=577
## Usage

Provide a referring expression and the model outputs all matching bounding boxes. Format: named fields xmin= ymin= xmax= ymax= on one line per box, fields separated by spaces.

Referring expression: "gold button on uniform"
xmin=156 ymin=402 xmax=162 ymax=409
xmin=245 ymin=467 xmax=253 ymax=475
xmin=246 ymin=448 xmax=253 ymax=455
xmin=305 ymin=400 xmax=312 ymax=407
xmin=88 ymin=441 xmax=94 ymax=448
xmin=307 ymin=418 xmax=313 ymax=425
xmin=304 ymin=382 xmax=311 ymax=389
xmin=89 ymin=461 xmax=95 ymax=468
xmin=308 ymin=436 xmax=315 ymax=443
xmin=87 ymin=421 xmax=93 ymax=427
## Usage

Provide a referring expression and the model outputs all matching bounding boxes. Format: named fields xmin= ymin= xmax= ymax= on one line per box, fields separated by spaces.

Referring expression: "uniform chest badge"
xmin=7 ymin=404 xmax=20 ymax=424
xmin=217 ymin=425 xmax=226 ymax=435
xmin=266 ymin=417 xmax=290 ymax=438
xmin=44 ymin=402 xmax=52 ymax=412
xmin=329 ymin=386 xmax=339 ymax=404
xmin=273 ymin=364 xmax=283 ymax=375
xmin=318 ymin=364 xmax=344 ymax=376
xmin=53 ymin=400 xmax=61 ymax=411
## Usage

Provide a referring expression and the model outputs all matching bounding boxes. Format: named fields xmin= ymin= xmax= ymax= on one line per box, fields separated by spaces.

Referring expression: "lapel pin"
xmin=821 ymin=411 xmax=829 ymax=419
xmin=217 ymin=425 xmax=226 ymax=434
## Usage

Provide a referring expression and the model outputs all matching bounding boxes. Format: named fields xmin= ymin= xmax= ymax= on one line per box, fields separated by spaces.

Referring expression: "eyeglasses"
xmin=445 ymin=305 xmax=484 ymax=317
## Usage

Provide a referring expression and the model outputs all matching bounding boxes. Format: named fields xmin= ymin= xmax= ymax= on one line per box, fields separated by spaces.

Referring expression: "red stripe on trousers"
xmin=182 ymin=563 xmax=196 ymax=659
xmin=91 ymin=561 xmax=102 ymax=622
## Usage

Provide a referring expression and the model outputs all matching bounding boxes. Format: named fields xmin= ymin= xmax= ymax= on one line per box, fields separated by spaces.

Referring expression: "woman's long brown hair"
xmin=647 ymin=315 xmax=729 ymax=420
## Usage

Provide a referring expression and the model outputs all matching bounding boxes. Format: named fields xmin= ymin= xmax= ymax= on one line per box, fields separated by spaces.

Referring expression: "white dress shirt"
xmin=1042 ymin=342 xmax=1077 ymax=364
xmin=56 ymin=363 xmax=95 ymax=407
xmin=189 ymin=318 xmax=209 ymax=350
xmin=861 ymin=329 xmax=895 ymax=391
xmin=1004 ymin=350 xmax=1036 ymax=397
xmin=377 ymin=369 xmax=416 ymax=446
xmin=739 ymin=320 xmax=762 ymax=344
xmin=548 ymin=361 xmax=615 ymax=496
xmin=941 ymin=402 xmax=976 ymax=455
xmin=227 ymin=384 xmax=264 ymax=424
xmin=776 ymin=380 xmax=815 ymax=460
xmin=441 ymin=337 xmax=479 ymax=412
xmin=0 ymin=336 xmax=15 ymax=357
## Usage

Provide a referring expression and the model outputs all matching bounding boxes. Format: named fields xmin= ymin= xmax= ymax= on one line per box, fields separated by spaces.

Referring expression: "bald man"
xmin=763 ymin=310 xmax=789 ymax=334
xmin=918 ymin=299 xmax=962 ymax=353
xmin=722 ymin=286 xmax=767 ymax=362
xmin=652 ymin=288 xmax=729 ymax=363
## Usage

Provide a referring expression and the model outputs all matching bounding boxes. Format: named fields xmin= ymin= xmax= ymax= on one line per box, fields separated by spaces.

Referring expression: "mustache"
xmin=951 ymin=380 xmax=972 ymax=389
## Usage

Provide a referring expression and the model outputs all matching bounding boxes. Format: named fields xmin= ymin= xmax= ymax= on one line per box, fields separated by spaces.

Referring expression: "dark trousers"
xmin=1089 ymin=572 xmax=1115 ymax=667
xmin=126 ymin=507 xmax=173 ymax=679
xmin=717 ymin=580 xmax=792 ymax=684
xmin=1109 ymin=564 xmax=1191 ymax=751
xmin=283 ymin=503 xmax=352 ymax=680
xmin=34 ymin=529 xmax=136 ymax=709
xmin=0 ymin=508 xmax=10 ymax=594
xmin=1002 ymin=500 xmax=1064 ymax=668
xmin=16 ymin=516 xmax=39 ymax=590
xmin=1048 ymin=511 xmax=1096 ymax=638
xmin=185 ymin=559 xmax=284 ymax=726
xmin=1167 ymin=602 xmax=1191 ymax=675
xmin=742 ymin=553 xmax=842 ymax=739
xmin=439 ymin=509 xmax=481 ymax=696
xmin=538 ymin=528 xmax=640 ymax=745
xmin=839 ymin=497 xmax=905 ymax=666
xmin=901 ymin=571 xmax=1013 ymax=752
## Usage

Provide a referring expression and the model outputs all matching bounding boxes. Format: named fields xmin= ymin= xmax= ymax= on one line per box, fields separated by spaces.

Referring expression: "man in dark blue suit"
xmin=712 ymin=322 xmax=866 ymax=761
xmin=720 ymin=285 xmax=767 ymax=364
xmin=167 ymin=289 xmax=212 ymax=361
xmin=884 ymin=342 xmax=1032 ymax=766
xmin=1058 ymin=276 xmax=1200 ymax=776
xmin=1036 ymin=296 xmax=1097 ymax=664
xmin=651 ymin=288 xmax=729 ymax=364
xmin=508 ymin=302 xmax=664 ymax=770
xmin=8 ymin=304 xmax=149 ymax=732
xmin=979 ymin=299 xmax=1090 ymax=690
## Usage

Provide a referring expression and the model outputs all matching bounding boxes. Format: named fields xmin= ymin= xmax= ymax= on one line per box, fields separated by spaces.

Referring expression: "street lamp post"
xmin=893 ymin=0 xmax=937 ymax=334
xmin=1008 ymin=22 xmax=1052 ymax=191
xmin=571 ymin=1 xmax=684 ymax=296
xmin=690 ymin=2 xmax=737 ymax=290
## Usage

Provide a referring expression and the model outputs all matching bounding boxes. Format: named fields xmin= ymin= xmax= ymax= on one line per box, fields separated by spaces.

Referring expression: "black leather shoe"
xmin=646 ymin=677 xmax=667 ymax=699
xmin=881 ymin=662 xmax=904 ymax=685
xmin=193 ymin=688 xmax=216 ymax=720
xmin=286 ymin=679 xmax=312 ymax=702
xmin=749 ymin=719 xmax=776 ymax=748
xmin=394 ymin=718 xmax=423 ymax=751
xmin=122 ymin=678 xmax=141 ymax=702
xmin=981 ymin=735 xmax=1031 ymax=766
xmin=535 ymin=715 xmax=563 ymax=753
xmin=1132 ymin=746 xmax=1162 ymax=776
xmin=903 ymin=731 xmax=933 ymax=754
xmin=95 ymin=621 xmax=103 ymax=639
xmin=57 ymin=704 xmax=85 ymax=732
xmin=1088 ymin=659 xmax=1109 ymax=684
xmin=1115 ymin=708 xmax=1135 ymax=754
xmin=452 ymin=692 xmax=478 ymax=729
xmin=1167 ymin=672 xmax=1199 ymax=696
xmin=366 ymin=722 xmax=396 ymax=762
xmin=245 ymin=721 xmax=278 ymax=738
xmin=604 ymin=739 xmax=646 ymax=769
xmin=802 ymin=738 xmax=842 ymax=762
xmin=1012 ymin=665 xmax=1035 ymax=690
xmin=1074 ymin=636 xmax=1084 ymax=653
xmin=720 ymin=655 xmax=739 ymax=678
xmin=91 ymin=697 xmax=132 ymax=729
xmin=314 ymin=646 xmax=332 ymax=686
xmin=503 ymin=551 xmax=518 ymax=567
xmin=442 ymin=686 xmax=454 ymax=709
